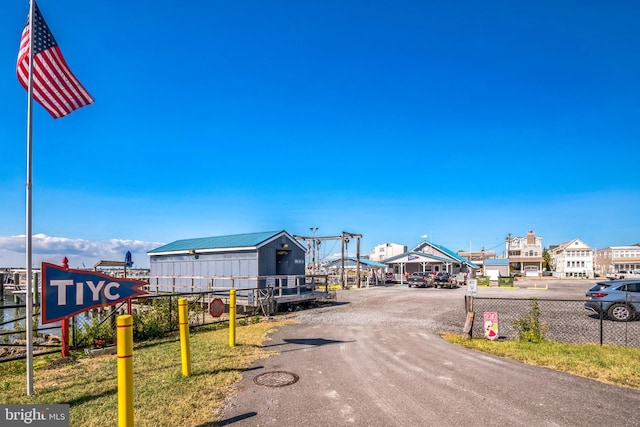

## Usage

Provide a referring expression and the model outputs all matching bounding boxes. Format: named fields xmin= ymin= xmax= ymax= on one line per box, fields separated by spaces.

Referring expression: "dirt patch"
xmin=46 ymin=356 xmax=79 ymax=369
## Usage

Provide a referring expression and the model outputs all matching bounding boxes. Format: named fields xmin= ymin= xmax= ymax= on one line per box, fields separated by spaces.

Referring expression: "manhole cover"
xmin=253 ymin=371 xmax=299 ymax=387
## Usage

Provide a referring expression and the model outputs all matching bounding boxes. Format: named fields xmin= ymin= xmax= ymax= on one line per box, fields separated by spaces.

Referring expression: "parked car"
xmin=606 ymin=270 xmax=640 ymax=280
xmin=433 ymin=272 xmax=456 ymax=289
xmin=408 ymin=272 xmax=432 ymax=288
xmin=584 ymin=279 xmax=640 ymax=321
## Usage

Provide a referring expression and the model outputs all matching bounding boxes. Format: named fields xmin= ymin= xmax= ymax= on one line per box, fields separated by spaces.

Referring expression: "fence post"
xmin=111 ymin=306 xmax=117 ymax=344
xmin=33 ymin=272 xmax=39 ymax=308
xmin=70 ymin=316 xmax=74 ymax=348
xmin=463 ymin=295 xmax=474 ymax=339
xmin=229 ymin=289 xmax=236 ymax=347
xmin=178 ymin=298 xmax=192 ymax=377
xmin=117 ymin=315 xmax=134 ymax=427
xmin=169 ymin=295 xmax=174 ymax=330
xmin=599 ymin=302 xmax=604 ymax=346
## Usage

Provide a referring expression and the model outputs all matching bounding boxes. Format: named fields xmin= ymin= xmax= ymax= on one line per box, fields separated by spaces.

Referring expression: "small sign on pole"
xmin=209 ymin=298 xmax=225 ymax=318
xmin=467 ymin=278 xmax=478 ymax=296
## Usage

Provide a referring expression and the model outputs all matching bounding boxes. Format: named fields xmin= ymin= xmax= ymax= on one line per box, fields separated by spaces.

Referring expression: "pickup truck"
xmin=407 ymin=272 xmax=432 ymax=288
xmin=606 ymin=270 xmax=640 ymax=280
xmin=433 ymin=272 xmax=460 ymax=288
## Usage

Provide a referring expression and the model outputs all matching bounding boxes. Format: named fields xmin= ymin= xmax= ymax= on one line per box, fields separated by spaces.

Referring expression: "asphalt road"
xmin=213 ymin=280 xmax=640 ymax=426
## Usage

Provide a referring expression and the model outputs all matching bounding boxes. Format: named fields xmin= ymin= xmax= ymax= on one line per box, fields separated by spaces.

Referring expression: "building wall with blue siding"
xmin=257 ymin=236 xmax=305 ymax=277
xmin=150 ymin=252 xmax=258 ymax=290
xmin=148 ymin=232 xmax=305 ymax=292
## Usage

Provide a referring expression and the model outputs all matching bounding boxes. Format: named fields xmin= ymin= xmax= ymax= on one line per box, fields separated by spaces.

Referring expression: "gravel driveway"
xmin=214 ymin=281 xmax=640 ymax=426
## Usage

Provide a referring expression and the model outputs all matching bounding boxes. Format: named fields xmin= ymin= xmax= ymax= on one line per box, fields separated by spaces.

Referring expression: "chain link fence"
xmin=470 ymin=297 xmax=640 ymax=347
xmin=5 ymin=293 xmax=640 ymax=362
xmin=1 ymin=290 xmax=264 ymax=361
xmin=69 ymin=291 xmax=262 ymax=350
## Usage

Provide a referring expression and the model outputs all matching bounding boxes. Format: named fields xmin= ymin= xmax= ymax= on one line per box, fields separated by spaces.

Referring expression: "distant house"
xmin=457 ymin=249 xmax=497 ymax=275
xmin=594 ymin=244 xmax=640 ymax=277
xmin=506 ymin=230 xmax=543 ymax=277
xmin=483 ymin=259 xmax=510 ymax=281
xmin=147 ymin=230 xmax=306 ymax=292
xmin=369 ymin=243 xmax=407 ymax=262
xmin=548 ymin=238 xmax=594 ymax=279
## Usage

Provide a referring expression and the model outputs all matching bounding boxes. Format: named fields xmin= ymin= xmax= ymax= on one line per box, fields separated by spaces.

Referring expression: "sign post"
xmin=124 ymin=251 xmax=133 ymax=314
xmin=463 ymin=279 xmax=478 ymax=338
xmin=60 ymin=257 xmax=70 ymax=357
xmin=466 ymin=278 xmax=478 ymax=297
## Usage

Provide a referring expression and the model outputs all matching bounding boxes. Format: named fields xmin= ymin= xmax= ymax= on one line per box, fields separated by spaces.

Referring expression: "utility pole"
xmin=507 ymin=233 xmax=512 ymax=275
xmin=341 ymin=232 xmax=346 ymax=288
xmin=356 ymin=237 xmax=361 ymax=288
xmin=309 ymin=227 xmax=318 ymax=275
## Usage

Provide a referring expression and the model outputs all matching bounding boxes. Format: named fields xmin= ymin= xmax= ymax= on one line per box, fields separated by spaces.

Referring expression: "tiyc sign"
xmin=41 ymin=262 xmax=148 ymax=324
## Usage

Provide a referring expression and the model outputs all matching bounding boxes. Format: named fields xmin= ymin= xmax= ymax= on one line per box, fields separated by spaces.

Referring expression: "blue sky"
xmin=1 ymin=0 xmax=639 ymax=268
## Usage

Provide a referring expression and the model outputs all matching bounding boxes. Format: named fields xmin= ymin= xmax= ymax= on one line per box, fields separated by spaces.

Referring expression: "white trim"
xmin=149 ymin=246 xmax=257 ymax=257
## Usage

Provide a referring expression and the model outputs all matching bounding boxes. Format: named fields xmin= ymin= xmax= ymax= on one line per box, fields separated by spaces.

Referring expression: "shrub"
xmin=132 ymin=297 xmax=178 ymax=340
xmin=512 ymin=297 xmax=548 ymax=343
xmin=73 ymin=316 xmax=115 ymax=348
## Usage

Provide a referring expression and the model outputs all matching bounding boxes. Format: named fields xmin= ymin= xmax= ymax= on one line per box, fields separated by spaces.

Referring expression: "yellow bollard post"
xmin=178 ymin=298 xmax=192 ymax=376
xmin=117 ymin=315 xmax=134 ymax=427
xmin=229 ymin=289 xmax=236 ymax=347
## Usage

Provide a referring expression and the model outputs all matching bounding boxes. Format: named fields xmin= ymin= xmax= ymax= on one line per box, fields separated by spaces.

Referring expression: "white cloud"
xmin=0 ymin=234 xmax=163 ymax=269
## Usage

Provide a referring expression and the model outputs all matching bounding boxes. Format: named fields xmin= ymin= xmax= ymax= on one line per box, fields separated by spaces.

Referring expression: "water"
xmin=0 ymin=291 xmax=62 ymax=343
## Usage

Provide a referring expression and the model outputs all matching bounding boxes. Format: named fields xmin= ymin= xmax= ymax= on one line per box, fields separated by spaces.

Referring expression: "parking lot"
xmin=396 ymin=277 xmax=640 ymax=347
xmin=216 ymin=278 xmax=640 ymax=426
xmin=467 ymin=277 xmax=597 ymax=299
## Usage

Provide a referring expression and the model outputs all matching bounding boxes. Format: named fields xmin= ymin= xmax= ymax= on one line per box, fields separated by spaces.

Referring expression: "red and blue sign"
xmin=41 ymin=262 xmax=148 ymax=324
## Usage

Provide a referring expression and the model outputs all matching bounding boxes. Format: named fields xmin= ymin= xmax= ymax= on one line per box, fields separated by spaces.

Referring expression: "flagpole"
xmin=25 ymin=0 xmax=35 ymax=396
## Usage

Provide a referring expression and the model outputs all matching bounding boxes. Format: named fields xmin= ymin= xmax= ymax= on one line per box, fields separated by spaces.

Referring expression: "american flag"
xmin=16 ymin=2 xmax=93 ymax=119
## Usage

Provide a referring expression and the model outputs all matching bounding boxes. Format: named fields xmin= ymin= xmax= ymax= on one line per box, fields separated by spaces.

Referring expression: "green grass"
xmin=442 ymin=333 xmax=640 ymax=389
xmin=0 ymin=317 xmax=295 ymax=427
